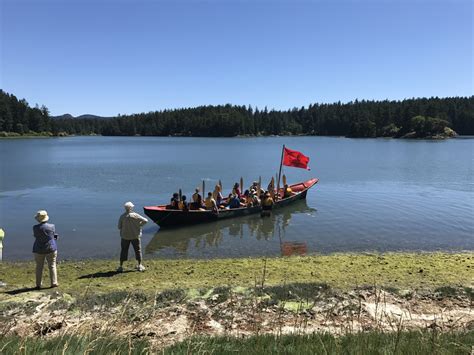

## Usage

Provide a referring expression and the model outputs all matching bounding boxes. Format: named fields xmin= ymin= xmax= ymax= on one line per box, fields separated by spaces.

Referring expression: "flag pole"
xmin=277 ymin=144 xmax=285 ymax=199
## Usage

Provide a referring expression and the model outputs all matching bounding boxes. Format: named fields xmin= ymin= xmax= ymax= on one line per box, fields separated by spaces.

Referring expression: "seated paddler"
xmin=205 ymin=192 xmax=218 ymax=212
xmin=167 ymin=192 xmax=180 ymax=209
xmin=191 ymin=188 xmax=203 ymax=210
xmin=227 ymin=194 xmax=241 ymax=209
xmin=283 ymin=184 xmax=294 ymax=198
xmin=179 ymin=195 xmax=189 ymax=211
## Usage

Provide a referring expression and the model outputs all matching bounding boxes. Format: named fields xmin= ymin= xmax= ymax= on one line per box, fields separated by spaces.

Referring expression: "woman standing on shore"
xmin=33 ymin=210 xmax=58 ymax=289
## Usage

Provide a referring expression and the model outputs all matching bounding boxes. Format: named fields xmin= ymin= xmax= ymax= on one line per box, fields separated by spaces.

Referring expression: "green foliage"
xmin=164 ymin=331 xmax=474 ymax=354
xmin=1 ymin=89 xmax=473 ymax=137
xmin=408 ymin=115 xmax=452 ymax=138
xmin=0 ymin=91 xmax=51 ymax=134
xmin=380 ymin=123 xmax=401 ymax=137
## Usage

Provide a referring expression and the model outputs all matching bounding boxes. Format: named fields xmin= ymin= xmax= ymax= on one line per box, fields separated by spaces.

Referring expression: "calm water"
xmin=0 ymin=136 xmax=472 ymax=261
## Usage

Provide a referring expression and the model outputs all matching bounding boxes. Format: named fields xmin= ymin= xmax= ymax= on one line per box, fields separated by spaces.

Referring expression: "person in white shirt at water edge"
xmin=117 ymin=201 xmax=148 ymax=272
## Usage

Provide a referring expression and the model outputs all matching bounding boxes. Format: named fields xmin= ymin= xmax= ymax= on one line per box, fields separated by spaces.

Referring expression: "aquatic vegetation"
xmin=1 ymin=253 xmax=472 ymax=297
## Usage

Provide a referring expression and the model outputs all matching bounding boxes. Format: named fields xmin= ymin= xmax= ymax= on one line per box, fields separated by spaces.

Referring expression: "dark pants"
xmin=120 ymin=238 xmax=142 ymax=263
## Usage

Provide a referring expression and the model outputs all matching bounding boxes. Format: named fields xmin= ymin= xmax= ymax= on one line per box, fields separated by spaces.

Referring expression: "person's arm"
xmin=137 ymin=214 xmax=148 ymax=226
xmin=118 ymin=215 xmax=123 ymax=230
xmin=51 ymin=224 xmax=57 ymax=239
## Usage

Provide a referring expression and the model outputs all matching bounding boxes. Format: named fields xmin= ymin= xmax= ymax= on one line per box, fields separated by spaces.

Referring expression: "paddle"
xmin=240 ymin=177 xmax=243 ymax=195
xmin=268 ymin=176 xmax=275 ymax=198
xmin=276 ymin=173 xmax=280 ymax=199
xmin=202 ymin=180 xmax=205 ymax=200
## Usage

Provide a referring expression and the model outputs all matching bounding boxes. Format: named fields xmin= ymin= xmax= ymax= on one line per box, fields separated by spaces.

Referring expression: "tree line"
xmin=1 ymin=89 xmax=473 ymax=138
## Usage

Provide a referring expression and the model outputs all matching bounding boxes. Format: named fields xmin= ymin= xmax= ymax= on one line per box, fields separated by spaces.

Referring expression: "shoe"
xmin=117 ymin=266 xmax=124 ymax=273
xmin=51 ymin=284 xmax=59 ymax=288
xmin=34 ymin=286 xmax=41 ymax=290
xmin=137 ymin=265 xmax=145 ymax=272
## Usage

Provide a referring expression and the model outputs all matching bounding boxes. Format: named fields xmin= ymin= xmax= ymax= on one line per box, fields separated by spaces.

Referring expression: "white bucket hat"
xmin=124 ymin=201 xmax=134 ymax=209
xmin=35 ymin=210 xmax=49 ymax=223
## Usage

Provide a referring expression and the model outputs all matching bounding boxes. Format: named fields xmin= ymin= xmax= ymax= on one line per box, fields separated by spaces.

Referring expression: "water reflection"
xmin=145 ymin=200 xmax=316 ymax=257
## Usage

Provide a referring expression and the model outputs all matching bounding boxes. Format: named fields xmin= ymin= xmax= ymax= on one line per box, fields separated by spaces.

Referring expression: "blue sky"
xmin=1 ymin=0 xmax=472 ymax=116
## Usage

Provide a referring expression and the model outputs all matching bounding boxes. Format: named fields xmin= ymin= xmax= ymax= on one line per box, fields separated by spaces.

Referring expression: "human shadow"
xmin=4 ymin=287 xmax=41 ymax=295
xmin=78 ymin=270 xmax=133 ymax=279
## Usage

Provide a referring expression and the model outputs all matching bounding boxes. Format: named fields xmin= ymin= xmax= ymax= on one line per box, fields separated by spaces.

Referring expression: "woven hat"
xmin=35 ymin=210 xmax=49 ymax=223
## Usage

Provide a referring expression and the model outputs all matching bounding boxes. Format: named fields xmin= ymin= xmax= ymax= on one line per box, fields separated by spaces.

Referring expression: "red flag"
xmin=283 ymin=147 xmax=310 ymax=170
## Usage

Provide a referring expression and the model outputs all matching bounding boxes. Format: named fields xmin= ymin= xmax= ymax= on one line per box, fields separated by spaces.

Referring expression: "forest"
xmin=1 ymin=89 xmax=472 ymax=138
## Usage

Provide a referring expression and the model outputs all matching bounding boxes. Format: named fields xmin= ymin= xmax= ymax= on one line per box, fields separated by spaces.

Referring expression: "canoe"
xmin=144 ymin=178 xmax=318 ymax=228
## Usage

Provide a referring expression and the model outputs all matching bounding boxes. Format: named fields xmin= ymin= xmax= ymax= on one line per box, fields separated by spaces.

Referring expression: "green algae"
xmin=0 ymin=253 xmax=472 ymax=302
xmin=280 ymin=300 xmax=314 ymax=312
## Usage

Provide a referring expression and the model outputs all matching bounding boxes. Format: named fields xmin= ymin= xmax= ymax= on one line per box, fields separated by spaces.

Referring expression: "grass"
xmin=0 ymin=333 xmax=151 ymax=354
xmin=163 ymin=330 xmax=474 ymax=354
xmin=0 ymin=330 xmax=471 ymax=354
xmin=0 ymin=253 xmax=472 ymax=299
xmin=163 ymin=331 xmax=474 ymax=355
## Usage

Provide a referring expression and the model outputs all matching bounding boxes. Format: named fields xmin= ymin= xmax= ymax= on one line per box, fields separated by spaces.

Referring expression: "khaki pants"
xmin=34 ymin=251 xmax=58 ymax=287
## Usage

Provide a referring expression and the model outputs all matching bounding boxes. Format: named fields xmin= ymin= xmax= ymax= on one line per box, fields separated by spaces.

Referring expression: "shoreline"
xmin=2 ymin=133 xmax=471 ymax=140
xmin=2 ymin=248 xmax=474 ymax=264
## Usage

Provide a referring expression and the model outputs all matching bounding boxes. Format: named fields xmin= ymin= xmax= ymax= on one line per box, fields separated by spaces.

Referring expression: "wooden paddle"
xmin=202 ymin=180 xmax=205 ymax=198
xmin=240 ymin=177 xmax=243 ymax=194
xmin=179 ymin=188 xmax=182 ymax=201
xmin=269 ymin=176 xmax=275 ymax=199
xmin=283 ymin=174 xmax=287 ymax=186
xmin=276 ymin=173 xmax=280 ymax=199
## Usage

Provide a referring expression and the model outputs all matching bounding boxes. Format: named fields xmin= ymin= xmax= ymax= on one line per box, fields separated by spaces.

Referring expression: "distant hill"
xmin=52 ymin=114 xmax=113 ymax=120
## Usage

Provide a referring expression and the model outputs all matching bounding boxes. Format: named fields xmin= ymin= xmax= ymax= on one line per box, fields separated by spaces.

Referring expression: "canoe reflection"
xmin=145 ymin=200 xmax=316 ymax=256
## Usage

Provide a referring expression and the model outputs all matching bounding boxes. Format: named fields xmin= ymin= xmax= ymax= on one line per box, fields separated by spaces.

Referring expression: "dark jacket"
xmin=33 ymin=222 xmax=57 ymax=254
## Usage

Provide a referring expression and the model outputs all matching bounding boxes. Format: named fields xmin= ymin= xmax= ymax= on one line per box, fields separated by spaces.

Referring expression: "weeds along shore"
xmin=0 ymin=252 xmax=472 ymax=353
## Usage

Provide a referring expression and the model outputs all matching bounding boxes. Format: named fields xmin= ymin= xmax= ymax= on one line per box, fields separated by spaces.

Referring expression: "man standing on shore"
xmin=117 ymin=202 xmax=148 ymax=272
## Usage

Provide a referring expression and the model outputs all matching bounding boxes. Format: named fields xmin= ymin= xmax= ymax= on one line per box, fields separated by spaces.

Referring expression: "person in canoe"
xmin=167 ymin=192 xmax=180 ymax=209
xmin=227 ymin=193 xmax=242 ymax=209
xmin=250 ymin=189 xmax=261 ymax=206
xmin=249 ymin=181 xmax=258 ymax=192
xmin=205 ymin=192 xmax=219 ymax=213
xmin=212 ymin=184 xmax=224 ymax=207
xmin=232 ymin=183 xmax=242 ymax=198
xmin=179 ymin=195 xmax=189 ymax=211
xmin=283 ymin=184 xmax=294 ymax=198
xmin=191 ymin=188 xmax=204 ymax=210
xmin=243 ymin=189 xmax=252 ymax=207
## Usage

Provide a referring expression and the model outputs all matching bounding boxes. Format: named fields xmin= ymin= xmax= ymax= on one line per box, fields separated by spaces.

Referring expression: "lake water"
xmin=0 ymin=136 xmax=472 ymax=261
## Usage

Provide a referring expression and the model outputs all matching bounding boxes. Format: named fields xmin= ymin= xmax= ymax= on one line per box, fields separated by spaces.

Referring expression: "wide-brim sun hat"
xmin=35 ymin=210 xmax=49 ymax=222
